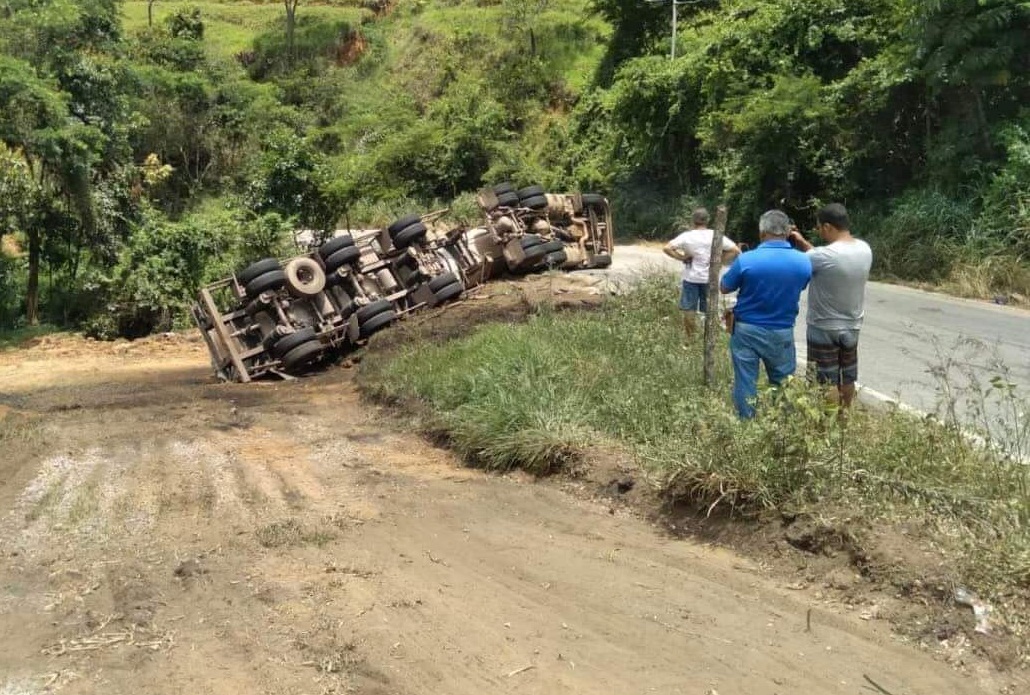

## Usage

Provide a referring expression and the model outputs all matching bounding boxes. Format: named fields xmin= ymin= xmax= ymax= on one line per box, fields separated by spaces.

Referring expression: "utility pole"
xmin=646 ymin=0 xmax=701 ymax=60
xmin=671 ymin=0 xmax=678 ymax=60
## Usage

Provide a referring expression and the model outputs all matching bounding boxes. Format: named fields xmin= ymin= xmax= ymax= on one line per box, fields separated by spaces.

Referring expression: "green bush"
xmin=0 ymin=252 xmax=22 ymax=329
xmin=249 ymin=18 xmax=357 ymax=80
xmin=81 ymin=206 xmax=293 ymax=339
xmin=859 ymin=188 xmax=976 ymax=281
xmin=978 ymin=124 xmax=1030 ymax=259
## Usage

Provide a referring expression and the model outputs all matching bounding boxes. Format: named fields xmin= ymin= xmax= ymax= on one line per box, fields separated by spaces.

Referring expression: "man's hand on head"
xmin=788 ymin=229 xmax=813 ymax=252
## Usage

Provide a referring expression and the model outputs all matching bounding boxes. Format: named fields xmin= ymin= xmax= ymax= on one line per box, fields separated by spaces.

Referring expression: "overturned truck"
xmin=191 ymin=184 xmax=614 ymax=382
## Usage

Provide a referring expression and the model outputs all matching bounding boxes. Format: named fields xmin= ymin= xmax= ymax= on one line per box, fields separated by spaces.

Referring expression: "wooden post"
xmin=703 ymin=205 xmax=728 ymax=388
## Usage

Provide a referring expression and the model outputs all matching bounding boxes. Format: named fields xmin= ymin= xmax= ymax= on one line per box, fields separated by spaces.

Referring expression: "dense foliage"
xmin=0 ymin=0 xmax=1027 ymax=335
xmin=582 ymin=1 xmax=1029 ymax=254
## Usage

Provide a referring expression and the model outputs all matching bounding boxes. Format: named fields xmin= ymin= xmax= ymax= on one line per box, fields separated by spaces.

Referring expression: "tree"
xmin=703 ymin=205 xmax=728 ymax=387
xmin=0 ymin=57 xmax=102 ymax=324
xmin=502 ymin=0 xmax=549 ymax=56
xmin=0 ymin=0 xmax=137 ymax=325
xmin=912 ymin=0 xmax=1030 ymax=161
xmin=284 ymin=0 xmax=299 ymax=62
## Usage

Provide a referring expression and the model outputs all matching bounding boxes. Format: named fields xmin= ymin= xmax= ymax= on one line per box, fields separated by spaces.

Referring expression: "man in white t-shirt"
xmin=663 ymin=207 xmax=740 ymax=339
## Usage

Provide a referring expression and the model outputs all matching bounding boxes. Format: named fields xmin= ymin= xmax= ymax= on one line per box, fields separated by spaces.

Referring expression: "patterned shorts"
xmin=807 ymin=326 xmax=860 ymax=386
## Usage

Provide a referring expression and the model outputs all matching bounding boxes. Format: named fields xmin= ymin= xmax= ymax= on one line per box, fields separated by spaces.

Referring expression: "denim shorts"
xmin=679 ymin=281 xmax=708 ymax=313
xmin=807 ymin=326 xmax=860 ymax=385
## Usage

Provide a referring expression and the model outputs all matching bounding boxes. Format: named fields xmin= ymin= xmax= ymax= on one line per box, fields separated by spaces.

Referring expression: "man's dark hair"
xmin=691 ymin=207 xmax=710 ymax=226
xmin=817 ymin=203 xmax=850 ymax=230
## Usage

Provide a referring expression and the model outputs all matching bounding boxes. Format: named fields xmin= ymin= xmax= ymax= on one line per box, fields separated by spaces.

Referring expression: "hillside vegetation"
xmin=0 ymin=0 xmax=1027 ymax=337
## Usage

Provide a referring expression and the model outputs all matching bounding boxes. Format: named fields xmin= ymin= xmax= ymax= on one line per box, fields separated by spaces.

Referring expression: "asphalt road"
xmin=600 ymin=245 xmax=1030 ymax=427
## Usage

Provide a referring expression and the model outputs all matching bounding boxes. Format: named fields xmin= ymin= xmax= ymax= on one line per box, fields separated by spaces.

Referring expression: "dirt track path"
xmin=0 ymin=331 xmax=1013 ymax=694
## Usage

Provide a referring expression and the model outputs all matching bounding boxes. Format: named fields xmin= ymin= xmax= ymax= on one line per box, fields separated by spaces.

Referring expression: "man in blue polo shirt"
xmin=721 ymin=210 xmax=812 ymax=418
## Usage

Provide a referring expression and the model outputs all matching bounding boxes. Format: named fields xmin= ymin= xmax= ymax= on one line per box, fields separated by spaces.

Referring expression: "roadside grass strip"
xmin=361 ymin=277 xmax=1030 ymax=617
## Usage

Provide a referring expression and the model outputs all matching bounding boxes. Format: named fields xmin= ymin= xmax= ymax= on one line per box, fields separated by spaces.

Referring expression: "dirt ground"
xmin=0 ymin=278 xmax=1024 ymax=695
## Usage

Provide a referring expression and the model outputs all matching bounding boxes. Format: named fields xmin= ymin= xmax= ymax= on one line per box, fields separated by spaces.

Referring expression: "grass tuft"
xmin=255 ymin=518 xmax=335 ymax=548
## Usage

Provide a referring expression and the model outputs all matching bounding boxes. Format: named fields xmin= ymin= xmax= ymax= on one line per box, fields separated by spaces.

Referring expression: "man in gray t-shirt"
xmin=789 ymin=204 xmax=872 ymax=407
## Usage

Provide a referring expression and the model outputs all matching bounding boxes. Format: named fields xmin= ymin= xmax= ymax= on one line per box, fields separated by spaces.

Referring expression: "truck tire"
xmin=521 ymin=194 xmax=548 ymax=210
xmin=493 ymin=182 xmax=514 ymax=195
xmin=324 ymin=245 xmax=362 ymax=273
xmin=518 ymin=245 xmax=548 ymax=268
xmin=581 ymin=193 xmax=605 ymax=208
xmin=269 ymin=326 xmax=318 ymax=358
xmin=590 ymin=252 xmax=612 ymax=268
xmin=355 ymin=299 xmax=393 ymax=324
xmin=388 ymin=214 xmax=422 ymax=234
xmin=245 ymin=269 xmax=287 ymax=299
xmin=520 ymin=234 xmax=544 ymax=249
xmin=392 ymin=222 xmax=427 ymax=249
xmin=284 ymin=257 xmax=326 ymax=297
xmin=237 ymin=258 xmax=280 ymax=286
xmin=540 ymin=250 xmax=567 ymax=268
xmin=494 ymin=191 xmax=520 ymax=208
xmin=428 ymin=271 xmax=460 ymax=293
xmin=281 ymin=340 xmax=324 ymax=372
xmin=431 ymin=281 xmax=463 ymax=305
xmin=517 ymin=185 xmax=545 ymax=199
xmin=359 ymin=310 xmax=396 ymax=338
xmin=319 ymin=233 xmax=355 ymax=259
xmin=540 ymin=239 xmax=564 ymax=254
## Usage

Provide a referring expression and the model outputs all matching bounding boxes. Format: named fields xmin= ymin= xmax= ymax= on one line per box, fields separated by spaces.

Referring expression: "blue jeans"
xmin=730 ymin=321 xmax=796 ymax=419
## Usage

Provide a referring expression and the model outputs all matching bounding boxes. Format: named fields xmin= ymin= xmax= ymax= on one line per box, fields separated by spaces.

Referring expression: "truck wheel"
xmin=518 ymin=246 xmax=548 ymax=269
xmin=270 ymin=326 xmax=318 ymax=358
xmin=392 ymin=222 xmax=427 ymax=249
xmin=388 ymin=214 xmax=422 ymax=234
xmin=319 ymin=233 xmax=355 ymax=259
xmin=493 ymin=182 xmax=514 ymax=195
xmin=284 ymin=257 xmax=326 ymax=297
xmin=540 ymin=239 xmax=564 ymax=254
xmin=281 ymin=340 xmax=324 ymax=372
xmin=520 ymin=234 xmax=544 ymax=249
xmin=246 ymin=269 xmax=287 ymax=299
xmin=359 ymin=310 xmax=396 ymax=338
xmin=324 ymin=245 xmax=362 ymax=273
xmin=517 ymin=185 xmax=545 ymax=199
xmin=494 ymin=191 xmax=519 ymax=208
xmin=581 ymin=193 xmax=605 ymax=208
xmin=431 ymin=281 xmax=463 ymax=306
xmin=355 ymin=299 xmax=393 ymax=324
xmin=237 ymin=258 xmax=280 ymax=286
xmin=540 ymin=250 xmax=567 ymax=268
xmin=590 ymin=252 xmax=612 ymax=268
xmin=521 ymin=194 xmax=548 ymax=210
xmin=428 ymin=271 xmax=460 ymax=293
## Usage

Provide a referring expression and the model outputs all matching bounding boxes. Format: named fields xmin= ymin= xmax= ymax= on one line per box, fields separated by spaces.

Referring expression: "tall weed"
xmin=860 ymin=188 xmax=976 ymax=282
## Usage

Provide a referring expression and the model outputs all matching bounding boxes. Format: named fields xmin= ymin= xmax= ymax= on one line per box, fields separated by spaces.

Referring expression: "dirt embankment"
xmin=0 ymin=276 xmax=1023 ymax=695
